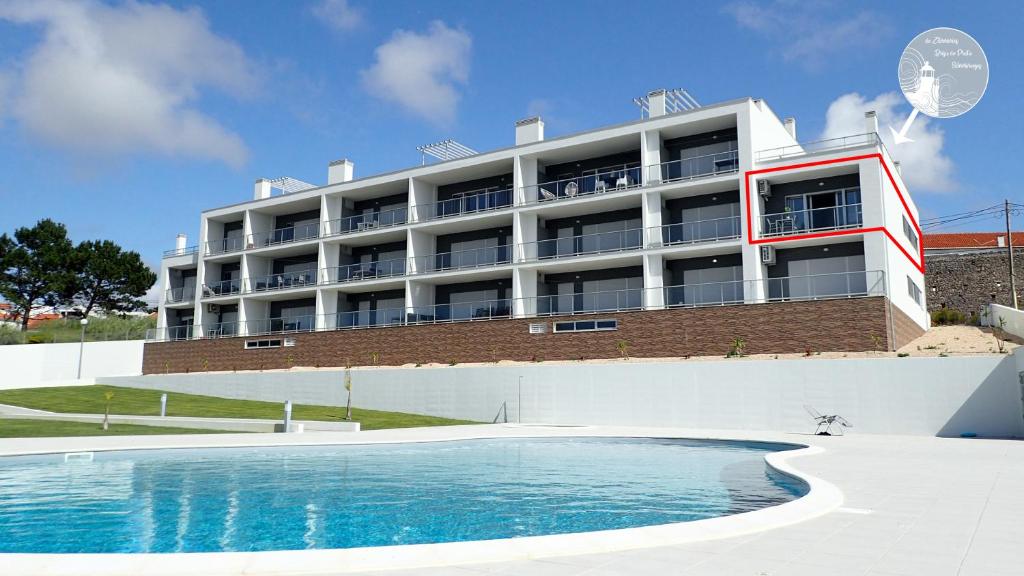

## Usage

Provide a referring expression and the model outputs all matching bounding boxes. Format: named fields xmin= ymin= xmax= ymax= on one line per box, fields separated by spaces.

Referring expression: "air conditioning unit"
xmin=206 ymin=304 xmax=220 ymax=314
xmin=757 ymin=179 xmax=771 ymax=198
xmin=760 ymin=245 xmax=776 ymax=265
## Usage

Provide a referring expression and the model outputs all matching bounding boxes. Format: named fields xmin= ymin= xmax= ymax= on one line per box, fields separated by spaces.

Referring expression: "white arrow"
xmin=888 ymin=108 xmax=919 ymax=145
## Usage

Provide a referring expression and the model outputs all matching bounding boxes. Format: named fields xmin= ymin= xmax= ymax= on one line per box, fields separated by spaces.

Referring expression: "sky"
xmin=0 ymin=0 xmax=1020 ymax=301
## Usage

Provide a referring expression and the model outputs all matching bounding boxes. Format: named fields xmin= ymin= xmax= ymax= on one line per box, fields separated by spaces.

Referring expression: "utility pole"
xmin=1007 ymin=199 xmax=1019 ymax=309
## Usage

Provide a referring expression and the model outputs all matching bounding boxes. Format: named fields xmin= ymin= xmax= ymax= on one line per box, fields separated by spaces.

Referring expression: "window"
xmin=553 ymin=319 xmax=618 ymax=333
xmin=902 ymin=216 xmax=919 ymax=250
xmin=907 ymin=276 xmax=923 ymax=306
xmin=245 ymin=339 xmax=283 ymax=349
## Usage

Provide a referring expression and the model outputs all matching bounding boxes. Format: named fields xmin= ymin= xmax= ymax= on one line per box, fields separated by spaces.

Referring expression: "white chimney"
xmin=647 ymin=89 xmax=667 ymax=118
xmin=783 ymin=117 xmax=796 ymax=139
xmin=175 ymin=233 xmax=187 ymax=251
xmin=515 ymin=117 xmax=544 ymax=145
xmin=254 ymin=178 xmax=272 ymax=200
xmin=328 ymin=159 xmax=355 ymax=184
xmin=864 ymin=110 xmax=878 ymax=134
xmin=998 ymin=235 xmax=1006 ymax=248
xmin=893 ymin=160 xmax=902 ymax=176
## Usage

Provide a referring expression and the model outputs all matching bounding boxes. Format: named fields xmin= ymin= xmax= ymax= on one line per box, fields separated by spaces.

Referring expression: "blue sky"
xmin=0 ymin=0 xmax=1020 ymax=282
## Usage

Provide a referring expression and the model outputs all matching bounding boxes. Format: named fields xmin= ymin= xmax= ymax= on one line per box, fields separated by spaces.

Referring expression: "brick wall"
xmin=925 ymin=249 xmax=1023 ymax=315
xmin=143 ymin=297 xmax=898 ymax=374
xmin=889 ymin=300 xmax=927 ymax=349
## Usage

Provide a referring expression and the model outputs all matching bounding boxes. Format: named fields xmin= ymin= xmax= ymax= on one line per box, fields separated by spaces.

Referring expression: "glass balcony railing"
xmin=417 ymin=188 xmax=513 ymax=220
xmin=247 ymin=315 xmax=316 ymax=335
xmin=205 ymin=236 xmax=245 ymax=256
xmin=326 ymin=207 xmax=408 ymax=235
xmin=411 ymin=298 xmax=512 ymax=323
xmin=247 ymin=222 xmax=320 ymax=249
xmin=648 ymin=216 xmax=741 ymax=247
xmin=333 ymin=307 xmax=408 ymax=329
xmin=647 ymin=149 xmax=739 ymax=185
xmin=761 ymin=204 xmax=863 ymax=237
xmin=518 ymin=228 xmax=644 ymax=261
xmin=322 ymin=258 xmax=407 ymax=284
xmin=165 ymin=286 xmax=196 ymax=304
xmin=146 ymin=325 xmax=195 ymax=341
xmin=204 ymin=321 xmax=241 ymax=338
xmin=412 ymin=245 xmax=511 ymax=274
xmin=521 ymin=163 xmax=642 ymax=204
xmin=534 ymin=288 xmax=645 ymax=316
xmin=202 ymin=278 xmax=242 ymax=297
xmin=765 ymin=270 xmax=883 ymax=302
xmin=246 ymin=269 xmax=319 ymax=293
xmin=756 ymin=133 xmax=878 ymax=162
xmin=663 ymin=281 xmax=745 ymax=308
xmin=162 ymin=245 xmax=198 ymax=258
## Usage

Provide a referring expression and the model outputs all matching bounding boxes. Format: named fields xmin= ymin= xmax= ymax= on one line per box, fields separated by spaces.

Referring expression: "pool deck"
xmin=1 ymin=425 xmax=1022 ymax=576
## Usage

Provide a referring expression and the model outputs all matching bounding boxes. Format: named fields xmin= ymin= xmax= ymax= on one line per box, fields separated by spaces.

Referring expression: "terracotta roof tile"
xmin=923 ymin=232 xmax=1024 ymax=250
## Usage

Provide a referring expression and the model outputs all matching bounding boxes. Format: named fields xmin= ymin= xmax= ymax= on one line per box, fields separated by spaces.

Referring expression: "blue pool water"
xmin=0 ymin=437 xmax=807 ymax=553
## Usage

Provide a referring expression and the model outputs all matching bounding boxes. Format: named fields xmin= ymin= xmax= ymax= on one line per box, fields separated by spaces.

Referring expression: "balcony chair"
xmin=564 ymin=181 xmax=579 ymax=198
xmin=615 ymin=173 xmax=633 ymax=188
xmin=594 ymin=177 xmax=608 ymax=193
xmin=540 ymin=187 xmax=557 ymax=201
xmin=201 ymin=284 xmax=214 ymax=297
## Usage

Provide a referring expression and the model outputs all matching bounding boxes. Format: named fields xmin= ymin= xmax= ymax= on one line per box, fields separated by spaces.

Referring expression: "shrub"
xmin=931 ymin=308 xmax=967 ymax=325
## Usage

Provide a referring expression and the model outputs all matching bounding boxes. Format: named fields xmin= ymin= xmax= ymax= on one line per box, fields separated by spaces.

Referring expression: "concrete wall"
xmin=102 ymin=350 xmax=1024 ymax=438
xmin=925 ymin=249 xmax=1024 ymax=315
xmin=0 ymin=340 xmax=144 ymax=389
xmin=989 ymin=303 xmax=1024 ymax=339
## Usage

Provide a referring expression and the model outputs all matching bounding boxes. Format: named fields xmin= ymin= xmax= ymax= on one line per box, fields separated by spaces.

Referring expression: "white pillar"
xmin=254 ymin=178 xmax=272 ymax=200
xmin=515 ymin=117 xmax=544 ymax=145
xmin=647 ymin=89 xmax=667 ymax=118
xmin=327 ymin=159 xmax=354 ymax=184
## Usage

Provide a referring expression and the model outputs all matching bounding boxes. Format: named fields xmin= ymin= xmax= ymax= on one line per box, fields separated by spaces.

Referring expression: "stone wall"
xmin=143 ymin=297 xmax=895 ymax=374
xmin=925 ymin=249 xmax=1023 ymax=315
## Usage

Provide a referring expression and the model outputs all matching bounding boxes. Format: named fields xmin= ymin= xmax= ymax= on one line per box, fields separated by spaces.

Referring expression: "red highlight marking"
xmin=743 ymin=153 xmax=925 ymax=274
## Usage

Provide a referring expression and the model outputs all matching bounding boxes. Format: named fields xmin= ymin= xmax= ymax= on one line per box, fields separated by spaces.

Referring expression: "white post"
xmin=283 ymin=400 xmax=293 ymax=433
xmin=76 ymin=318 xmax=88 ymax=380
xmin=160 ymin=393 xmax=167 ymax=417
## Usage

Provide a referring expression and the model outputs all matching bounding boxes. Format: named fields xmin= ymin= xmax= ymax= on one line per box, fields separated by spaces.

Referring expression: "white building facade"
xmin=154 ymin=95 xmax=928 ymax=350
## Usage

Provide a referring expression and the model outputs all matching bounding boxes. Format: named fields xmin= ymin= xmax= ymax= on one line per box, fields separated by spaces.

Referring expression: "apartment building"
xmin=149 ymin=92 xmax=928 ymax=372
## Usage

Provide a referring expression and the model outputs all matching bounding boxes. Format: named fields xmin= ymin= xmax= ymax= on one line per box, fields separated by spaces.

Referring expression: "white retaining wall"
xmin=989 ymin=303 xmax=1024 ymax=340
xmin=0 ymin=341 xmax=144 ymax=389
xmin=100 ymin=351 xmax=1024 ymax=438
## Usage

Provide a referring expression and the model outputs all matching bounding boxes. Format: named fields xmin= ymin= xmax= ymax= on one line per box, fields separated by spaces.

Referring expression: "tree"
xmin=71 ymin=240 xmax=156 ymax=316
xmin=0 ymin=219 xmax=77 ymax=331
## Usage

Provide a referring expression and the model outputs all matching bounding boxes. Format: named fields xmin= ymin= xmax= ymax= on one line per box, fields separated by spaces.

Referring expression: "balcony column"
xmin=405 ymin=279 xmax=433 ymax=322
xmin=643 ymin=254 xmax=666 ymax=309
xmin=513 ymin=267 xmax=537 ymax=318
xmin=513 ymin=211 xmax=537 ymax=263
xmin=409 ymin=177 xmax=435 ymax=223
xmin=739 ymin=101 xmax=767 ymax=303
xmin=641 ymin=129 xmax=664 ymax=186
xmin=515 ymin=155 xmax=539 ymax=204
xmin=407 ymin=228 xmax=435 ymax=274
xmin=240 ymin=298 xmax=267 ymax=337
xmin=315 ymin=289 xmax=335 ymax=331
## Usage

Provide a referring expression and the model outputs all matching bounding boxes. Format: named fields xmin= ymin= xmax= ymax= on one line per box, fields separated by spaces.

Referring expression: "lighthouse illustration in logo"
xmin=906 ymin=61 xmax=940 ymax=117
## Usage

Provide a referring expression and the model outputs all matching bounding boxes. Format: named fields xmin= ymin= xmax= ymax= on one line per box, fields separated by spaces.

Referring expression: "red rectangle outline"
xmin=744 ymin=153 xmax=925 ymax=274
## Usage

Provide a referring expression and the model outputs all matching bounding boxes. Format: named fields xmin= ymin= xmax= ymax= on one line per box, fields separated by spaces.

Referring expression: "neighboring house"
xmin=150 ymin=92 xmax=928 ymax=373
xmin=924 ymin=232 xmax=1023 ymax=315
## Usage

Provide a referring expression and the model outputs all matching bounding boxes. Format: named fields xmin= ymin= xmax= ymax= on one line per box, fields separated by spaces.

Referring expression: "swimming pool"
xmin=0 ymin=437 xmax=807 ymax=554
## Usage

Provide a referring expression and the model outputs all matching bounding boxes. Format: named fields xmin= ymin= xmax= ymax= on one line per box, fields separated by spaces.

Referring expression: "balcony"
xmin=535 ymin=287 xmax=644 ymax=316
xmin=522 ymin=163 xmax=642 ymax=205
xmin=519 ymin=228 xmax=643 ymax=261
xmin=162 ymin=245 xmax=198 ymax=258
xmin=412 ymin=245 xmax=511 ymax=274
xmin=648 ymin=216 xmax=741 ymax=248
xmin=418 ymin=187 xmax=513 ymax=221
xmin=756 ymin=132 xmax=878 ymax=162
xmin=165 ymin=286 xmax=196 ymax=304
xmin=664 ymin=281 xmax=744 ymax=307
xmin=205 ymin=237 xmax=245 ymax=256
xmin=322 ymin=258 xmax=407 ymax=284
xmin=146 ymin=325 xmax=195 ymax=341
xmin=326 ymin=207 xmax=408 ymax=236
xmin=202 ymin=278 xmax=242 ymax=297
xmin=761 ymin=204 xmax=863 ymax=238
xmin=765 ymin=270 xmax=883 ymax=301
xmin=646 ymin=150 xmax=739 ymax=185
xmin=246 ymin=269 xmax=319 ymax=293
xmin=248 ymin=315 xmax=316 ymax=335
xmin=203 ymin=321 xmax=241 ymax=338
xmin=246 ymin=222 xmax=320 ymax=249
xmin=329 ymin=297 xmax=512 ymax=329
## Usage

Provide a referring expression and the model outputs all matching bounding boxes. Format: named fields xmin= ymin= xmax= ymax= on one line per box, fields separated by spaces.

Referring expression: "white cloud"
xmin=311 ymin=0 xmax=363 ymax=31
xmin=360 ymin=21 xmax=471 ymax=125
xmin=0 ymin=0 xmax=257 ymax=168
xmin=724 ymin=2 xmax=889 ymax=71
xmin=821 ymin=92 xmax=956 ymax=193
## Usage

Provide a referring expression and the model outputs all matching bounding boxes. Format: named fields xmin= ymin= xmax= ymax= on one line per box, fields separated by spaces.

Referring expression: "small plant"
xmin=995 ymin=316 xmax=1008 ymax=353
xmin=726 ymin=337 xmax=746 ymax=358
xmin=870 ymin=334 xmax=883 ymax=351
xmin=897 ymin=352 xmax=910 ymax=357
xmin=201 ymin=357 xmax=209 ymax=371
xmin=804 ymin=347 xmax=813 ymax=357
xmin=370 ymin=351 xmax=381 ymax=366
xmin=415 ymin=363 xmax=422 ymax=367
xmin=448 ymin=359 xmax=458 ymax=366
xmin=164 ymin=361 xmax=169 ymax=374
xmin=285 ymin=354 xmax=294 ymax=368
xmin=531 ymin=355 xmax=538 ymax=363
xmin=932 ymin=308 xmax=968 ymax=325
xmin=343 ymin=365 xmax=353 ymax=421
xmin=616 ymin=339 xmax=630 ymax=360
xmin=939 ymin=352 xmax=949 ymax=357
xmin=102 ymin=390 xmax=115 ymax=431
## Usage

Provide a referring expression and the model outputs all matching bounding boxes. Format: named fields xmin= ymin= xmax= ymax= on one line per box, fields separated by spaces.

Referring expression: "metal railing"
xmin=321 ymin=258 xmax=408 ymax=284
xmin=247 ymin=315 xmax=317 ymax=335
xmin=205 ymin=236 xmax=245 ymax=256
xmin=646 ymin=149 xmax=739 ymax=185
xmin=246 ymin=222 xmax=320 ymax=249
xmin=518 ymin=228 xmax=644 ymax=261
xmin=326 ymin=207 xmax=408 ymax=236
xmin=756 ymin=132 xmax=878 ymax=162
xmin=761 ymin=204 xmax=863 ymax=237
xmin=246 ymin=269 xmax=319 ymax=293
xmin=165 ymin=286 xmax=196 ymax=304
xmin=417 ymin=188 xmax=513 ymax=220
xmin=648 ymin=216 xmax=741 ymax=247
xmin=146 ymin=271 xmax=887 ymax=340
xmin=202 ymin=278 xmax=242 ymax=297
xmin=162 ymin=245 xmax=198 ymax=258
xmin=411 ymin=245 xmax=511 ymax=274
xmin=521 ymin=163 xmax=642 ymax=204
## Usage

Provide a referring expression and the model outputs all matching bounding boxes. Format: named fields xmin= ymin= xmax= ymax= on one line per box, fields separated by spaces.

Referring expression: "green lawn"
xmin=0 ymin=316 xmax=155 ymax=345
xmin=0 ymin=385 xmax=478 ymax=431
xmin=0 ymin=418 xmax=228 ymax=438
